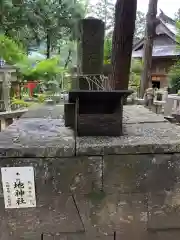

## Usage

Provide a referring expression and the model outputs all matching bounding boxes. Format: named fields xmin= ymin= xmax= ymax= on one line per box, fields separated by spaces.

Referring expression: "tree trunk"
xmin=46 ymin=31 xmax=51 ymax=59
xmin=140 ymin=0 xmax=158 ymax=98
xmin=111 ymin=0 xmax=137 ymax=90
xmin=64 ymin=49 xmax=72 ymax=69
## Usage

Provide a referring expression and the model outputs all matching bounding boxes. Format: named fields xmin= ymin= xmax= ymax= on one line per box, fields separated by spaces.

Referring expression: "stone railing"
xmin=0 ymin=100 xmax=24 ymax=112
xmin=164 ymin=94 xmax=180 ymax=117
xmin=0 ymin=108 xmax=28 ymax=131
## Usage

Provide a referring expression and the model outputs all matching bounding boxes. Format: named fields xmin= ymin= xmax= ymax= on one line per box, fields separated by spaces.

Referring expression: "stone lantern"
xmin=0 ymin=60 xmax=17 ymax=112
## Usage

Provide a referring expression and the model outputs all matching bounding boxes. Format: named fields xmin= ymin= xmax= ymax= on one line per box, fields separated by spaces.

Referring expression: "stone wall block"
xmin=74 ymin=193 xmax=148 ymax=240
xmin=103 ymin=154 xmax=177 ymax=194
xmin=0 ymin=156 xmax=102 ymax=238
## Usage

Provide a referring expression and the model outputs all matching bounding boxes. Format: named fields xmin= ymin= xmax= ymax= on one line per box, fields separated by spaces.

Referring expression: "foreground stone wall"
xmin=0 ymin=105 xmax=180 ymax=239
xmin=1 ymin=154 xmax=180 ymax=239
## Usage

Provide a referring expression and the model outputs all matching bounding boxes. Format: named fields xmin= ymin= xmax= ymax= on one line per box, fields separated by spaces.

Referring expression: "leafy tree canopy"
xmin=0 ymin=34 xmax=27 ymax=64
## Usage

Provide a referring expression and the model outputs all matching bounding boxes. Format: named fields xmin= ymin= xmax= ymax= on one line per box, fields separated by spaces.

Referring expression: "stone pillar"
xmin=77 ymin=18 xmax=105 ymax=89
xmin=2 ymin=71 xmax=11 ymax=112
xmin=164 ymin=97 xmax=174 ymax=117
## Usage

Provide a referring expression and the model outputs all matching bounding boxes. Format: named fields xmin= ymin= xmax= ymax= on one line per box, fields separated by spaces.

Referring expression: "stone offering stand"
xmin=0 ymin=105 xmax=180 ymax=239
xmin=66 ymin=90 xmax=132 ymax=136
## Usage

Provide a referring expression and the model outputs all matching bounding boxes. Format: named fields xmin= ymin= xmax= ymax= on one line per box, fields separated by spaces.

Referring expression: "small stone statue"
xmin=144 ymin=87 xmax=154 ymax=108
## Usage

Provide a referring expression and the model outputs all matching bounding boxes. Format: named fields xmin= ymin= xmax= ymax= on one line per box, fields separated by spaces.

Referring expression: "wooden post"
xmin=111 ymin=0 xmax=137 ymax=90
xmin=140 ymin=0 xmax=158 ymax=98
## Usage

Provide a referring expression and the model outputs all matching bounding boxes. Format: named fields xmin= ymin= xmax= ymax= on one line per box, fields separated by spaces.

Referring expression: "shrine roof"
xmin=132 ymin=45 xmax=180 ymax=58
xmin=132 ymin=10 xmax=180 ymax=58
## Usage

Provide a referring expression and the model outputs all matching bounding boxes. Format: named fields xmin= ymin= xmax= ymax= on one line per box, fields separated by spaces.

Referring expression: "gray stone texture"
xmin=0 ymin=156 xmax=102 ymax=239
xmin=1 ymin=105 xmax=180 ymax=238
xmin=77 ymin=18 xmax=105 ymax=76
xmin=77 ymin=113 xmax=122 ymax=136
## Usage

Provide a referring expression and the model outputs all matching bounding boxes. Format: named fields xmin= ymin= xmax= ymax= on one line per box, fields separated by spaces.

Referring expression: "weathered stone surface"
xmin=21 ymin=104 xmax=64 ymax=119
xmin=0 ymin=154 xmax=180 ymax=239
xmin=1 ymin=106 xmax=180 ymax=239
xmin=78 ymin=113 xmax=122 ymax=136
xmin=0 ymin=157 xmax=102 ymax=195
xmin=77 ymin=18 xmax=105 ymax=76
xmin=123 ymin=105 xmax=167 ymax=124
xmin=0 ymin=118 xmax=75 ymax=157
xmin=0 ymin=195 xmax=83 ymax=240
xmin=103 ymin=154 xmax=178 ymax=194
xmin=74 ymin=193 xmax=147 ymax=240
xmin=43 ymin=232 xmax=86 ymax=240
xmin=148 ymin=193 xmax=180 ymax=230
xmin=0 ymin=109 xmax=28 ymax=119
xmin=43 ymin=232 xmax=114 ymax=239
xmin=76 ymin=105 xmax=180 ymax=155
xmin=76 ymin=122 xmax=180 ymax=155
xmin=0 ymin=157 xmax=103 ymax=239
xmin=0 ymin=104 xmax=76 ymax=157
xmin=155 ymin=231 xmax=180 ymax=240
xmin=1 ymin=105 xmax=180 ymax=157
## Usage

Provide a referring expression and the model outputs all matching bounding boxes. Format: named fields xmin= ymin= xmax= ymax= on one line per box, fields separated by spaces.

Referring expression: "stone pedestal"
xmin=67 ymin=90 xmax=132 ymax=136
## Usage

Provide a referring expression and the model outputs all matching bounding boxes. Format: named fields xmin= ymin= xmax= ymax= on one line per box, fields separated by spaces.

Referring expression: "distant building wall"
xmin=151 ymin=57 xmax=176 ymax=88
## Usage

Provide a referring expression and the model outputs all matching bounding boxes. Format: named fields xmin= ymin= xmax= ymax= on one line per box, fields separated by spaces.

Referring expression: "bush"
xmin=131 ymin=59 xmax=142 ymax=75
xmin=168 ymin=60 xmax=180 ymax=92
xmin=37 ymin=94 xmax=46 ymax=103
xmin=11 ymin=98 xmax=32 ymax=108
xmin=129 ymin=59 xmax=142 ymax=90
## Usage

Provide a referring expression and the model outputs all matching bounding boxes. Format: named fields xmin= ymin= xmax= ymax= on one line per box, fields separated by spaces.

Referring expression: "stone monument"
xmin=65 ymin=17 xmax=132 ymax=136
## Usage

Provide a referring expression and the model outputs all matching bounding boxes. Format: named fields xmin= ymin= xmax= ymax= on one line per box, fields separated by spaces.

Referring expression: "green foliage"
xmin=17 ymin=57 xmax=65 ymax=82
xmin=33 ymin=57 xmax=64 ymax=80
xmin=104 ymin=38 xmax=112 ymax=64
xmin=37 ymin=94 xmax=46 ymax=103
xmin=176 ymin=21 xmax=180 ymax=45
xmin=129 ymin=59 xmax=142 ymax=90
xmin=1 ymin=0 xmax=86 ymax=54
xmin=168 ymin=61 xmax=180 ymax=91
xmin=0 ymin=34 xmax=27 ymax=64
xmin=11 ymin=98 xmax=32 ymax=108
xmin=131 ymin=59 xmax=142 ymax=75
xmin=25 ymin=0 xmax=85 ymax=57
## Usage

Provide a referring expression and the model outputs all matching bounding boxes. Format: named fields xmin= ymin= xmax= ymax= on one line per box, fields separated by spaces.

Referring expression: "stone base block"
xmin=77 ymin=113 xmax=122 ymax=136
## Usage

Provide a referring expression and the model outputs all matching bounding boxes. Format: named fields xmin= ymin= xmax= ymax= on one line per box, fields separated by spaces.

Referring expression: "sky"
xmin=91 ymin=0 xmax=180 ymax=17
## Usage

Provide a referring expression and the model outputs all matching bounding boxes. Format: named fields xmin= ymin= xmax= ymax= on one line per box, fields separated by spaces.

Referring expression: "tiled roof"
xmin=132 ymin=45 xmax=180 ymax=58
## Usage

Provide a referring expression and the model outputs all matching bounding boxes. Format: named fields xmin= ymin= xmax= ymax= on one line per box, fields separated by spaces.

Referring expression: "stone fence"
xmin=0 ymin=105 xmax=180 ymax=239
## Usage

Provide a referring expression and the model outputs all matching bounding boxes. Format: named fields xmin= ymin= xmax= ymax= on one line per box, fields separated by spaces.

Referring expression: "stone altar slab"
xmin=0 ymin=117 xmax=75 ymax=157
xmin=123 ymin=105 xmax=167 ymax=124
xmin=1 ymin=106 xmax=180 ymax=239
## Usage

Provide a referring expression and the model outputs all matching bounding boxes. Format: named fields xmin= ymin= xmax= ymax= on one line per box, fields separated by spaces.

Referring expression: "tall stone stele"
xmin=76 ymin=17 xmax=105 ymax=90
